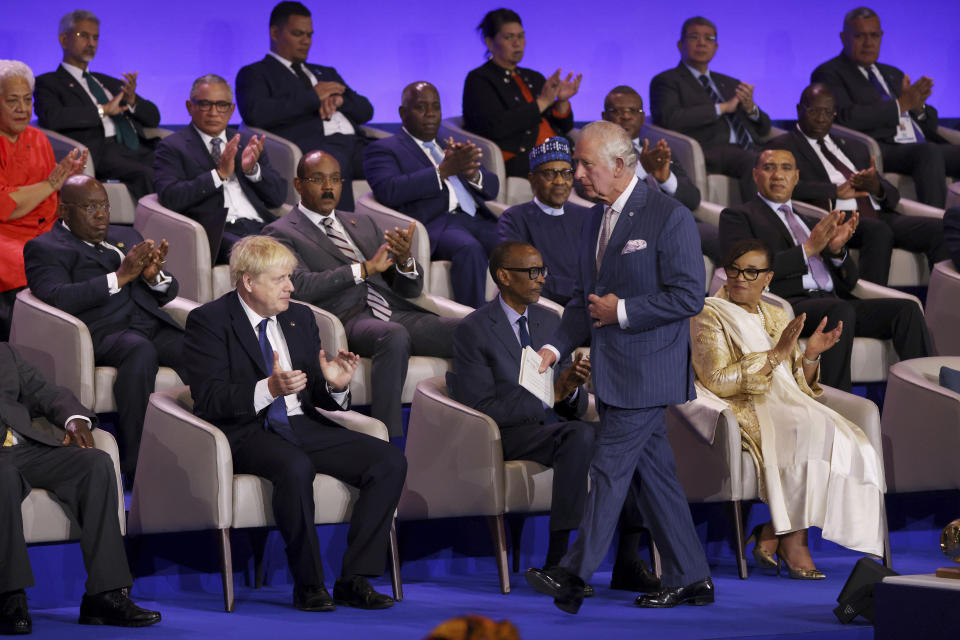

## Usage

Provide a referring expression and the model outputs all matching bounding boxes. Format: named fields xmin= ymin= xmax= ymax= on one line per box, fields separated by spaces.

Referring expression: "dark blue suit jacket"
xmin=153 ymin=126 xmax=286 ymax=258
xmin=362 ymin=130 xmax=500 ymax=251
xmin=235 ymin=56 xmax=373 ymax=153
xmin=184 ymin=291 xmax=346 ymax=451
xmin=496 ymin=200 xmax=595 ymax=305
xmin=24 ymin=223 xmax=180 ymax=350
xmin=550 ymin=180 xmax=704 ymax=409
xmin=448 ymin=300 xmax=586 ymax=429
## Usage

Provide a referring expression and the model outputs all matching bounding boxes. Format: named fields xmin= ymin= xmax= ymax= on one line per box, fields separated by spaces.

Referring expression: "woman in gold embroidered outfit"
xmin=690 ymin=239 xmax=885 ymax=579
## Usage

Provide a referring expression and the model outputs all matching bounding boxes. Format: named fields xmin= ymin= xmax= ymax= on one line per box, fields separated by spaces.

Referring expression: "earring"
xmin=764 ymin=285 xmax=770 ymax=292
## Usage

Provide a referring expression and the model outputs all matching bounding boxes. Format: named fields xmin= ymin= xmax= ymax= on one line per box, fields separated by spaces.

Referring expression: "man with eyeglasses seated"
xmin=264 ymin=150 xmax=459 ymax=438
xmin=765 ymin=83 xmax=946 ymax=286
xmin=363 ymin=81 xmax=500 ymax=310
xmin=449 ymin=241 xmax=660 ymax=596
xmin=154 ymin=75 xmax=286 ymax=264
xmin=601 ymin=86 xmax=718 ymax=262
xmin=34 ymin=10 xmax=160 ymax=200
xmin=23 ymin=175 xmax=187 ymax=481
xmin=496 ymin=138 xmax=593 ymax=306
xmin=718 ymin=148 xmax=930 ymax=391
xmin=650 ymin=16 xmax=771 ymax=203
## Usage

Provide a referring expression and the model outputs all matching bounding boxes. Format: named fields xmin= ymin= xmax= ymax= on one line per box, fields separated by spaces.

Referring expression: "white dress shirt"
xmin=239 ymin=292 xmax=348 ymax=415
xmin=194 ymin=126 xmax=264 ymax=225
xmin=533 ymin=197 xmax=564 ymax=216
xmin=796 ymin=125 xmax=880 ymax=212
xmin=267 ymin=52 xmax=355 ymax=136
xmin=402 ymin=127 xmax=484 ymax=212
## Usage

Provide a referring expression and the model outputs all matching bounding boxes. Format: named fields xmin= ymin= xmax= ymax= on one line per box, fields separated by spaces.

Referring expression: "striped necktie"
xmin=320 ymin=216 xmax=392 ymax=321
xmin=698 ymin=74 xmax=753 ymax=149
xmin=210 ymin=137 xmax=223 ymax=167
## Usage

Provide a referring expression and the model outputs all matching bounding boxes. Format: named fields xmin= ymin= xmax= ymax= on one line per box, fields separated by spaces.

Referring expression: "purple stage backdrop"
xmin=2 ymin=0 xmax=958 ymax=126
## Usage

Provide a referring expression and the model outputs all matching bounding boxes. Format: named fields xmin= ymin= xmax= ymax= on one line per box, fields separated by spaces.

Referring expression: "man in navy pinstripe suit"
xmin=526 ymin=121 xmax=712 ymax=613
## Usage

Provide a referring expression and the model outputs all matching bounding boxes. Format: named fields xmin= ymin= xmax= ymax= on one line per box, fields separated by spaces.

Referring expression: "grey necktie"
xmin=596 ymin=206 xmax=614 ymax=273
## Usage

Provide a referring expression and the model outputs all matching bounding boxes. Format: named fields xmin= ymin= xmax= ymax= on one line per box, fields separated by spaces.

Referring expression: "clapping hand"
xmin=47 ymin=148 xmax=88 ymax=190
xmin=556 ymin=71 xmax=582 ymax=101
xmin=438 ymin=138 xmax=482 ymax=181
xmin=241 ymin=135 xmax=264 ymax=175
xmin=120 ymin=71 xmax=138 ymax=106
xmin=849 ymin=158 xmax=881 ymax=197
xmin=384 ymin=221 xmax=416 ymax=268
xmin=639 ymin=138 xmax=672 ymax=183
xmin=267 ymin=351 xmax=307 ymax=397
xmin=804 ymin=210 xmax=843 ymax=256
xmin=217 ymin=134 xmax=242 ymax=180
xmin=735 ymin=82 xmax=756 ymax=113
xmin=101 ymin=92 xmax=128 ymax=116
xmin=319 ymin=348 xmax=359 ymax=392
xmin=827 ymin=210 xmax=858 ymax=254
xmin=804 ymin=316 xmax=843 ymax=359
xmin=140 ymin=239 xmax=169 ymax=284
xmin=116 ymin=239 xmax=155 ymax=287
xmin=773 ymin=313 xmax=806 ymax=363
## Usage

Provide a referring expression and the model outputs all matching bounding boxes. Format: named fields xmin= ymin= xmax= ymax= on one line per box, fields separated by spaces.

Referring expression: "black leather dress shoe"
xmin=0 ymin=590 xmax=31 ymax=635
xmin=78 ymin=589 xmax=161 ymax=627
xmin=610 ymin=559 xmax=661 ymax=593
xmin=524 ymin=567 xmax=586 ymax=614
xmin=333 ymin=576 xmax=394 ymax=609
xmin=634 ymin=577 xmax=715 ymax=608
xmin=293 ymin=584 xmax=336 ymax=612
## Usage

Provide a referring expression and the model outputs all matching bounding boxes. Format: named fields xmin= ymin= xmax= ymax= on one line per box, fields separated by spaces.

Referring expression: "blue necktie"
xmin=867 ymin=67 xmax=925 ymax=143
xmin=517 ymin=316 xmax=531 ymax=349
xmin=699 ymin=74 xmax=753 ymax=149
xmin=423 ymin=141 xmax=477 ymax=216
xmin=258 ymin=318 xmax=299 ymax=444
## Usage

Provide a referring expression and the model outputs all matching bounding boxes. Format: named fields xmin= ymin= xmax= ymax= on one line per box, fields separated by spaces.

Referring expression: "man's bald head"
xmin=60 ymin=174 xmax=103 ymax=202
xmin=399 ymin=81 xmax=442 ymax=142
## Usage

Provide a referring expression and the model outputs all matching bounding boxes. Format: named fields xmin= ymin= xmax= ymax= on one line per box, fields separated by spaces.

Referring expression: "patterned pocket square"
xmin=621 ymin=239 xmax=647 ymax=255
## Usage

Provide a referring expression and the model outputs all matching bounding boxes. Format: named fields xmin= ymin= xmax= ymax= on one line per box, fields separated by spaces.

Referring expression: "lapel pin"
xmin=289 ymin=321 xmax=296 ymax=326
xmin=349 ymin=219 xmax=357 ymax=225
xmin=117 ymin=242 xmax=125 ymax=248
xmin=628 ymin=211 xmax=634 ymax=217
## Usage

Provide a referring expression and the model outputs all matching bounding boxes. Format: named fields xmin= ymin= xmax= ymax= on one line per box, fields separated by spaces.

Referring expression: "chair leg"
xmin=218 ymin=529 xmax=235 ymax=612
xmin=486 ymin=515 xmax=510 ymax=594
xmin=250 ymin=529 xmax=268 ymax=589
xmin=388 ymin=521 xmax=403 ymax=601
xmin=881 ymin=505 xmax=893 ymax=570
xmin=728 ymin=500 xmax=748 ymax=579
xmin=507 ymin=515 xmax=524 ymax=573
xmin=648 ymin=531 xmax=662 ymax=579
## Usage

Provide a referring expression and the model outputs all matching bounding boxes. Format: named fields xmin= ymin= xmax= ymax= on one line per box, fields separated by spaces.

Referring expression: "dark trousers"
xmin=309 ymin=133 xmax=367 ymax=212
xmin=0 ymin=287 xmax=23 ymax=342
xmin=879 ymin=141 xmax=960 ymax=208
xmin=344 ymin=308 xmax=458 ymax=437
xmin=90 ymin=139 xmax=155 ymax=200
xmin=230 ymin=417 xmax=406 ymax=586
xmin=0 ymin=440 xmax=131 ymax=594
xmin=96 ymin=322 xmax=186 ymax=476
xmin=704 ymin=143 xmax=760 ymax=203
xmin=500 ymin=420 xmax=597 ymax=532
xmin=790 ymin=291 xmax=931 ymax=391
xmin=218 ymin=218 xmax=268 ymax=264
xmin=431 ymin=213 xmax=500 ymax=309
xmin=559 ymin=404 xmax=710 ymax=588
xmin=848 ymin=211 xmax=948 ymax=285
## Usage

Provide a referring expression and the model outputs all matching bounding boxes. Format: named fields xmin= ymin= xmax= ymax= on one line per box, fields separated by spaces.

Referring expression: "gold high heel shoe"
xmin=744 ymin=523 xmax=778 ymax=570
xmin=776 ymin=553 xmax=826 ymax=580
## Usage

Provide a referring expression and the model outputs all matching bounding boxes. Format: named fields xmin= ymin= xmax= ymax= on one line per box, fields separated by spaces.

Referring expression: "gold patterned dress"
xmin=689 ymin=288 xmax=885 ymax=555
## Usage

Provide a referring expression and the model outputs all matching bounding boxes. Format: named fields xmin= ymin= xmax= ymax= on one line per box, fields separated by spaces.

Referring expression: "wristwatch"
xmin=97 ymin=104 xmax=105 ymax=119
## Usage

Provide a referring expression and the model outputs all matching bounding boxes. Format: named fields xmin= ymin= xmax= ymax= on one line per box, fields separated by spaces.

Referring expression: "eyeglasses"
xmin=299 ymin=174 xmax=343 ymax=185
xmin=801 ymin=106 xmax=837 ymax=119
xmin=605 ymin=107 xmax=643 ymax=117
xmin=502 ymin=265 xmax=548 ymax=280
xmin=191 ymin=100 xmax=234 ymax=113
xmin=535 ymin=168 xmax=574 ymax=182
xmin=684 ymin=34 xmax=717 ymax=43
xmin=723 ymin=266 xmax=771 ymax=281
xmin=63 ymin=201 xmax=111 ymax=215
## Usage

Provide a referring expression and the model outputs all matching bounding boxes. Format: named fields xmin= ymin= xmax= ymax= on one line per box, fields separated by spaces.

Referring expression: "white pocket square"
xmin=621 ymin=239 xmax=648 ymax=254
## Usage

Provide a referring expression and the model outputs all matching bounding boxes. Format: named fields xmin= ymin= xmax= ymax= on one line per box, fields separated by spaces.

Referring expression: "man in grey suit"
xmin=264 ymin=150 xmax=458 ymax=437
xmin=527 ymin=121 xmax=712 ymax=613
xmin=0 ymin=343 xmax=160 ymax=634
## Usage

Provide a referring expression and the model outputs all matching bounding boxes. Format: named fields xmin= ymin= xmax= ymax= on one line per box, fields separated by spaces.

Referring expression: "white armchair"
xmin=128 ymin=386 xmax=402 ymax=611
xmin=926 ymin=260 xmax=960 ymax=356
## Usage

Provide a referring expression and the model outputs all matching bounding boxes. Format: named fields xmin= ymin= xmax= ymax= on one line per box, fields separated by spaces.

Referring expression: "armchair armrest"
xmin=317 ymin=409 xmax=388 ymax=441
xmin=36 ymin=127 xmax=94 ymax=177
xmin=694 ymin=201 xmax=723 ymax=227
xmin=143 ymin=127 xmax=174 ymax=141
xmin=360 ymin=126 xmax=391 ymax=140
xmin=937 ymin=126 xmax=960 ymax=146
xmin=485 ymin=200 xmax=509 ymax=217
xmin=128 ymin=387 xmax=234 ymax=535
xmin=851 ymin=279 xmax=923 ymax=312
xmin=398 ymin=376 xmax=506 ymax=520
xmin=816 ymin=385 xmax=882 ymax=456
xmin=410 ymin=293 xmax=473 ymax=319
xmin=534 ymin=297 xmax=565 ymax=318
xmin=666 ymin=396 xmax=744 ymax=502
xmin=11 ymin=289 xmax=96 ymax=408
xmin=895 ymin=198 xmax=944 ymax=219
xmin=791 ymin=200 xmax=830 ymax=219
xmin=161 ymin=297 xmax=201 ymax=329
xmin=301 ymin=302 xmax=349 ymax=352
xmin=91 ymin=429 xmax=125 ymax=536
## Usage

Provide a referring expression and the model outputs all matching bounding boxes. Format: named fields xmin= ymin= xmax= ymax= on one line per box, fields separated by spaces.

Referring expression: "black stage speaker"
xmin=834 ymin=557 xmax=899 ymax=623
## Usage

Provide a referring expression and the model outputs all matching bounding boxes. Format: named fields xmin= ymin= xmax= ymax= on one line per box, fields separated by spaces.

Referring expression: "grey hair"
xmin=581 ymin=121 xmax=637 ymax=170
xmin=58 ymin=10 xmax=100 ymax=36
xmin=843 ymin=7 xmax=879 ymax=31
xmin=0 ymin=60 xmax=35 ymax=92
xmin=190 ymin=74 xmax=233 ymax=100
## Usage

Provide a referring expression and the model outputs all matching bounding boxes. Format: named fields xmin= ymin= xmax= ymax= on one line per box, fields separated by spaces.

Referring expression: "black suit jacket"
xmin=448 ymin=300 xmax=586 ymax=429
xmin=462 ymin=61 xmax=574 ymax=174
xmin=153 ymin=126 xmax=286 ymax=258
xmin=235 ymin=56 xmax=373 ymax=153
xmin=765 ymin=127 xmax=900 ymax=211
xmin=649 ymin=63 xmax=772 ymax=148
xmin=719 ymin=198 xmax=860 ymax=299
xmin=0 ymin=343 xmax=97 ymax=452
xmin=34 ymin=66 xmax=160 ymax=154
xmin=264 ymin=207 xmax=425 ymax=323
xmin=23 ymin=224 xmax=180 ymax=350
xmin=811 ymin=55 xmax=942 ymax=144
xmin=648 ymin=159 xmax=701 ymax=212
xmin=184 ymin=292 xmax=345 ymax=452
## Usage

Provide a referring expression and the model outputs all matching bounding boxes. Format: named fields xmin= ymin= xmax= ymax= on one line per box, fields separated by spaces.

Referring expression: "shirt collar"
xmin=267 ymin=51 xmax=297 ymax=70
xmin=758 ymin=193 xmax=794 ymax=216
xmin=402 ymin=126 xmax=436 ymax=147
xmin=237 ymin=290 xmax=274 ymax=329
xmin=299 ymin=202 xmax=339 ymax=229
xmin=609 ymin=174 xmax=640 ymax=214
xmin=683 ymin=63 xmax=710 ymax=81
xmin=498 ymin=293 xmax=527 ymax=326
xmin=193 ymin=125 xmax=228 ymax=147
xmin=61 ymin=62 xmax=90 ymax=82
xmin=533 ymin=197 xmax=565 ymax=216
xmin=796 ymin=123 xmax=831 ymax=147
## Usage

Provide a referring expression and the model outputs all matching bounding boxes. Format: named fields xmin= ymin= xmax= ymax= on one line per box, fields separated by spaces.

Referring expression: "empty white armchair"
xmin=926 ymin=260 xmax=960 ymax=356
xmin=128 ymin=386 xmax=402 ymax=612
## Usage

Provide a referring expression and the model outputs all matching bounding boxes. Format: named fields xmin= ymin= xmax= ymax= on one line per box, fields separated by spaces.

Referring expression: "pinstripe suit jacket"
xmin=550 ymin=180 xmax=704 ymax=408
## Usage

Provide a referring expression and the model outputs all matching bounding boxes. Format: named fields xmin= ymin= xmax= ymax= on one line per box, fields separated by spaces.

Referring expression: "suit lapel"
xmin=752 ymin=199 xmax=796 ymax=249
xmin=791 ymin=129 xmax=830 ymax=182
xmin=599 ymin=182 xmax=644 ymax=277
xmin=287 ymin=208 xmax=354 ymax=266
xmin=228 ymin=292 xmax=268 ymax=376
xmin=56 ymin=65 xmax=94 ymax=104
xmin=185 ymin=125 xmax=217 ymax=170
xmin=490 ymin=303 xmax=523 ymax=368
xmin=53 ymin=223 xmax=118 ymax=272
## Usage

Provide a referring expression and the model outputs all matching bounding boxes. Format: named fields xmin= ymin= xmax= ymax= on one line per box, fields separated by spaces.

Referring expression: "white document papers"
xmin=518 ymin=346 xmax=555 ymax=406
